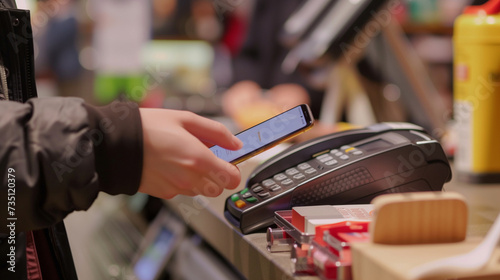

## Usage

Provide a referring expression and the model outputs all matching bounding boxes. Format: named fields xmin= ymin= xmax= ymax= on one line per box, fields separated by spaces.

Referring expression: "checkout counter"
xmin=160 ymin=151 xmax=500 ymax=280
xmin=68 ymin=131 xmax=500 ymax=280
xmin=164 ymin=157 xmax=309 ymax=280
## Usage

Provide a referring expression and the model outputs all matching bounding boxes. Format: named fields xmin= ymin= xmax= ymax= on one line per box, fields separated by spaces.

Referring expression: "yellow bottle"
xmin=454 ymin=0 xmax=500 ymax=183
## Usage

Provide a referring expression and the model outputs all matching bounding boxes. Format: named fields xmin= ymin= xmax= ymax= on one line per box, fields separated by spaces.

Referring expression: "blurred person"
xmin=221 ymin=0 xmax=339 ymax=140
xmin=189 ymin=0 xmax=222 ymax=42
xmin=151 ymin=0 xmax=178 ymax=37
xmin=0 ymin=0 xmax=242 ymax=279
xmin=33 ymin=0 xmax=82 ymax=97
xmin=151 ymin=0 xmax=205 ymax=39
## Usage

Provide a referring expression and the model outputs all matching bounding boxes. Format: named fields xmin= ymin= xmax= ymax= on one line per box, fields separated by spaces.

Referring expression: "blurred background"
xmin=20 ymin=0 xmax=482 ymax=279
xmin=26 ymin=0 xmax=470 ymax=135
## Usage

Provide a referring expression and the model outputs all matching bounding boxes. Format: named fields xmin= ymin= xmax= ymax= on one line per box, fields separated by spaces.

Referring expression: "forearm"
xmin=0 ymin=97 xmax=143 ymax=232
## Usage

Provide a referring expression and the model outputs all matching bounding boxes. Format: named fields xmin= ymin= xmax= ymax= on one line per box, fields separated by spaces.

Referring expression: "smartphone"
xmin=211 ymin=104 xmax=314 ymax=164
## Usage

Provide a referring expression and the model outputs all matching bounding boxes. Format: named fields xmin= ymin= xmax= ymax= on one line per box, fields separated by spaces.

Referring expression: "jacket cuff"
xmin=83 ymin=101 xmax=143 ymax=195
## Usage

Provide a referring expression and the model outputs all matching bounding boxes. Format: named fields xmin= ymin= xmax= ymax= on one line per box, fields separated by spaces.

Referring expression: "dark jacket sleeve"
xmin=0 ymin=0 xmax=16 ymax=9
xmin=0 ymin=97 xmax=143 ymax=232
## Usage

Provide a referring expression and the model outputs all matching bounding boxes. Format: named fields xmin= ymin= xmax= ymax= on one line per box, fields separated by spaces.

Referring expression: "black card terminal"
xmin=224 ymin=123 xmax=452 ymax=234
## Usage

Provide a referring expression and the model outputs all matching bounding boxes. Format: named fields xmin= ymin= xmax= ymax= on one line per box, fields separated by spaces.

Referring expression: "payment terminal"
xmin=224 ymin=123 xmax=452 ymax=234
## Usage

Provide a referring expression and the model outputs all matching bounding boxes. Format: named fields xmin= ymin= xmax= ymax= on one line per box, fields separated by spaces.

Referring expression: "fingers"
xmin=180 ymin=112 xmax=243 ymax=150
xmin=140 ymin=163 xmax=240 ymax=199
xmin=139 ymin=109 xmax=242 ymax=200
xmin=203 ymin=158 xmax=241 ymax=191
xmin=182 ymin=143 xmax=242 ymax=193
xmin=170 ymin=125 xmax=241 ymax=190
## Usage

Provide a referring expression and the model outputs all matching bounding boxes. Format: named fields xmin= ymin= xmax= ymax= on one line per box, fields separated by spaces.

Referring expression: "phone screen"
xmin=210 ymin=105 xmax=313 ymax=164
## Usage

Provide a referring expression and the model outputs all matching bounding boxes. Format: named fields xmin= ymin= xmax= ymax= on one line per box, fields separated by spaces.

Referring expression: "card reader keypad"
xmin=230 ymin=145 xmax=366 ymax=209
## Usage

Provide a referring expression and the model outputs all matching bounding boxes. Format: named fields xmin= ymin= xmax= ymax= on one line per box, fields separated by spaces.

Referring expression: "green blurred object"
xmin=407 ymin=0 xmax=439 ymax=24
xmin=94 ymin=74 xmax=146 ymax=104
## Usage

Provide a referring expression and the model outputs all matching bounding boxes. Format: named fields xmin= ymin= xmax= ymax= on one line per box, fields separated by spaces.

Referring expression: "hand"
xmin=138 ymin=109 xmax=243 ymax=199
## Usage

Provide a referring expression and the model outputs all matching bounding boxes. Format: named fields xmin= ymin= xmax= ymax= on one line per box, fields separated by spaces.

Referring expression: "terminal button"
xmin=245 ymin=197 xmax=258 ymax=203
xmin=262 ymin=179 xmax=276 ymax=187
xmin=241 ymin=192 xmax=252 ymax=199
xmin=297 ymin=163 xmax=311 ymax=170
xmin=257 ymin=192 xmax=271 ymax=198
xmin=304 ymin=168 xmax=318 ymax=175
xmin=285 ymin=168 xmax=300 ymax=176
xmin=273 ymin=173 xmax=287 ymax=181
xmin=293 ymin=173 xmax=306 ymax=181
xmin=270 ymin=185 xmax=282 ymax=192
xmin=325 ymin=159 xmax=338 ymax=166
xmin=316 ymin=154 xmax=331 ymax=160
xmin=281 ymin=179 xmax=294 ymax=187
xmin=318 ymin=155 xmax=334 ymax=163
xmin=235 ymin=200 xmax=246 ymax=208
xmin=345 ymin=147 xmax=355 ymax=153
xmin=231 ymin=194 xmax=240 ymax=202
xmin=252 ymin=186 xmax=264 ymax=193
